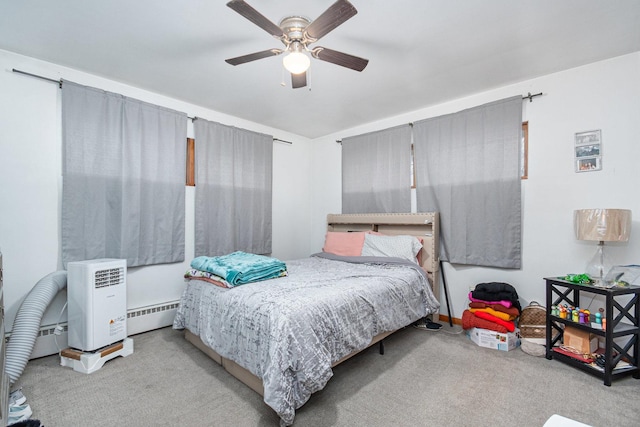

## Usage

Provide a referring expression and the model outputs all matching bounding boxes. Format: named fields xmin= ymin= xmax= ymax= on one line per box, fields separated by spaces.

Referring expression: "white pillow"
xmin=361 ymin=234 xmax=423 ymax=263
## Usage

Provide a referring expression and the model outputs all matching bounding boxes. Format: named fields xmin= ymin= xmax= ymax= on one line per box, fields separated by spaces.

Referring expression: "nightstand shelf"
xmin=545 ymin=277 xmax=640 ymax=386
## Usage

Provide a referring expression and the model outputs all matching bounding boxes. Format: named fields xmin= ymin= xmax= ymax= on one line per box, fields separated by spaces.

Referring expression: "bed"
xmin=173 ymin=212 xmax=440 ymax=426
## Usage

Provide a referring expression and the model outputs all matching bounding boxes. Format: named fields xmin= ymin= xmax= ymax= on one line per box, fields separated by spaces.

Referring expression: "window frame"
xmin=187 ymin=137 xmax=195 ymax=186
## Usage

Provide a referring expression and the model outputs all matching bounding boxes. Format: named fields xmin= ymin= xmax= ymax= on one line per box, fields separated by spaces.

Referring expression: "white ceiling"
xmin=2 ymin=0 xmax=640 ymax=138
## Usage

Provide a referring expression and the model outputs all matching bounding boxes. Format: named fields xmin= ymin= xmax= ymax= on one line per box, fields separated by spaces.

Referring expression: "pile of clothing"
xmin=462 ymin=282 xmax=521 ymax=334
xmin=184 ymin=251 xmax=288 ymax=288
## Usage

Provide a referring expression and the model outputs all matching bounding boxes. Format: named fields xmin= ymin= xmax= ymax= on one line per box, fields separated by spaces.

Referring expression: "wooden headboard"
xmin=326 ymin=212 xmax=440 ymax=303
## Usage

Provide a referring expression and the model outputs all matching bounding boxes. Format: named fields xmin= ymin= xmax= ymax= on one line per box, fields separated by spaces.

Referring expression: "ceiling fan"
xmin=225 ymin=0 xmax=369 ymax=89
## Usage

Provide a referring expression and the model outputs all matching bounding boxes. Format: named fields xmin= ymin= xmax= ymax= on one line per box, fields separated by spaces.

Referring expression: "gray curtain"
xmin=413 ymin=96 xmax=522 ymax=268
xmin=61 ymin=80 xmax=187 ymax=267
xmin=342 ymin=124 xmax=412 ymax=214
xmin=194 ymin=118 xmax=272 ymax=257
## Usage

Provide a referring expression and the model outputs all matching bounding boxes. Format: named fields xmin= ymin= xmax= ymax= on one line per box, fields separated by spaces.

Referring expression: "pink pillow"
xmin=322 ymin=231 xmax=368 ymax=256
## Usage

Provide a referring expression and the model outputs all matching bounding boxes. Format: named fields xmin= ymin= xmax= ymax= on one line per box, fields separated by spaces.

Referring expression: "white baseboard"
xmin=30 ymin=327 xmax=68 ymax=359
xmin=126 ymin=301 xmax=180 ymax=336
xmin=20 ymin=301 xmax=180 ymax=359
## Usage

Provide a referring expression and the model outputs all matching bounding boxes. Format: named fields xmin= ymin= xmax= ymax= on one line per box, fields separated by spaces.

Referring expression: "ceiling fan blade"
xmin=291 ymin=72 xmax=307 ymax=89
xmin=226 ymin=0 xmax=284 ymax=38
xmin=312 ymin=47 xmax=368 ymax=72
xmin=304 ymin=0 xmax=357 ymax=42
xmin=225 ymin=48 xmax=283 ymax=66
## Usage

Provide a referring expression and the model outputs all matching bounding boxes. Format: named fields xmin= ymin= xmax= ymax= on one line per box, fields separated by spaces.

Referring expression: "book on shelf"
xmin=588 ymin=360 xmax=632 ymax=372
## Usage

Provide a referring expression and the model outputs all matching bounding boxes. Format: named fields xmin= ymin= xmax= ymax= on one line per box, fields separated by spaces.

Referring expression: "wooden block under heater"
xmin=60 ymin=338 xmax=133 ymax=374
xmin=61 ymin=341 xmax=125 ymax=360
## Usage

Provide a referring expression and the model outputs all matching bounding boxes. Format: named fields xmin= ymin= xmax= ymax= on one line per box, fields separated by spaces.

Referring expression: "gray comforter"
xmin=173 ymin=253 xmax=440 ymax=425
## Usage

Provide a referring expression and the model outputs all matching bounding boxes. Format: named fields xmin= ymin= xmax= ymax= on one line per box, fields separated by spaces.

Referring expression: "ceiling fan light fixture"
xmin=225 ymin=0 xmax=368 ymax=88
xmin=283 ymin=51 xmax=310 ymax=74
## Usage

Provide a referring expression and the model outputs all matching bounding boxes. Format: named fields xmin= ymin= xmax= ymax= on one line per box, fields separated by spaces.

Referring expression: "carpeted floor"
xmin=14 ymin=326 xmax=640 ymax=426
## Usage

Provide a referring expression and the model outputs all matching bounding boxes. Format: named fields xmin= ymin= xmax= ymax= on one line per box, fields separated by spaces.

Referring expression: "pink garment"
xmin=468 ymin=292 xmax=512 ymax=308
xmin=187 ymin=276 xmax=230 ymax=289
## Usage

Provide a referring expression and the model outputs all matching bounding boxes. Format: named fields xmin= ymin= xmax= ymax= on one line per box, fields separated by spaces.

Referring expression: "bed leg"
xmin=379 ymin=340 xmax=384 ymax=355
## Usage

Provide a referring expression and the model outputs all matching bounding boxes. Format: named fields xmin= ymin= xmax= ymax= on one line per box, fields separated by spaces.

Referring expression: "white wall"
xmin=2 ymin=47 xmax=639 ymax=337
xmin=0 ymin=49 xmax=312 ymax=332
xmin=310 ymin=52 xmax=640 ymax=319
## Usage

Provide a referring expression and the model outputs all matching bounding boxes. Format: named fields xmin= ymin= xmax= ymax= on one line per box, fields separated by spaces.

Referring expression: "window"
xmin=413 ymin=95 xmax=523 ymax=268
xmin=61 ymin=80 xmax=187 ymax=267
xmin=411 ymin=121 xmax=529 ymax=185
xmin=193 ymin=118 xmax=273 ymax=256
xmin=342 ymin=125 xmax=412 ymax=214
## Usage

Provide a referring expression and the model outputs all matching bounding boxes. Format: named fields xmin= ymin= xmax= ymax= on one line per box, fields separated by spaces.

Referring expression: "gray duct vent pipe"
xmin=5 ymin=270 xmax=67 ymax=384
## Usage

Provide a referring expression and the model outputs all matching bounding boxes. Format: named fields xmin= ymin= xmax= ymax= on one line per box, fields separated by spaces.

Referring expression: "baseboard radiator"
xmin=6 ymin=301 xmax=180 ymax=360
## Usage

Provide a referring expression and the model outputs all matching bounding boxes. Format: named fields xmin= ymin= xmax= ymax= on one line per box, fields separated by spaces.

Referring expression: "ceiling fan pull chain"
xmin=280 ymin=65 xmax=286 ymax=87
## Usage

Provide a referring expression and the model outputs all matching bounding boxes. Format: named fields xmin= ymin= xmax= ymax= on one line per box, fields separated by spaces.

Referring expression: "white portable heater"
xmin=66 ymin=259 xmax=128 ymax=352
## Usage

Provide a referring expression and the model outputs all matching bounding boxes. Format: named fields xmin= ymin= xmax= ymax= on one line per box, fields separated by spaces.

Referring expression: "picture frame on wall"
xmin=575 ymin=129 xmax=602 ymax=172
xmin=576 ymin=156 xmax=601 ymax=172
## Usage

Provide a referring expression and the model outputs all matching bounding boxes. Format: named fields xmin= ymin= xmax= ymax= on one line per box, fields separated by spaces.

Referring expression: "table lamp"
xmin=574 ymin=209 xmax=632 ymax=281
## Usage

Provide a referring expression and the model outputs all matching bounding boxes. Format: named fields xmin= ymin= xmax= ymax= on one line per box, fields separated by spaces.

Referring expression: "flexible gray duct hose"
xmin=5 ymin=270 xmax=67 ymax=384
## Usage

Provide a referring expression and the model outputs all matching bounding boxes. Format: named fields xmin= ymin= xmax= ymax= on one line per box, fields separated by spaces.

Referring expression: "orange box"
xmin=563 ymin=325 xmax=597 ymax=353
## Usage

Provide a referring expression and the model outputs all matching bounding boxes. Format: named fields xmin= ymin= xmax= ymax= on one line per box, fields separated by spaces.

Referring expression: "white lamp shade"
xmin=574 ymin=209 xmax=632 ymax=242
xmin=283 ymin=51 xmax=310 ymax=74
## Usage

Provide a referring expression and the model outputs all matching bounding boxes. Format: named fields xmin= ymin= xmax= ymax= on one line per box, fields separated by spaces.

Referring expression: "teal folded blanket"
xmin=190 ymin=251 xmax=287 ymax=286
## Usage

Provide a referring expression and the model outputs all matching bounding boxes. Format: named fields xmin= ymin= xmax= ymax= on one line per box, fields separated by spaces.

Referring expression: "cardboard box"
xmin=466 ymin=327 xmax=521 ymax=351
xmin=563 ymin=325 xmax=598 ymax=353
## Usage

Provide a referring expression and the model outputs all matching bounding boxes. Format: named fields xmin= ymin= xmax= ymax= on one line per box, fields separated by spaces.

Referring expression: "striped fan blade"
xmin=225 ymin=49 xmax=283 ymax=66
xmin=305 ymin=0 xmax=357 ymax=41
xmin=312 ymin=47 xmax=368 ymax=72
xmin=291 ymin=72 xmax=307 ymax=89
xmin=226 ymin=0 xmax=284 ymax=38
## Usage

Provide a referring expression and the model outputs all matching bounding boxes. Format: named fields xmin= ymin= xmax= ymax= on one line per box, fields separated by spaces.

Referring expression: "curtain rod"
xmin=336 ymin=92 xmax=543 ymax=143
xmin=12 ymin=68 xmax=293 ymax=145
xmin=12 ymin=68 xmax=62 ymax=88
xmin=523 ymin=92 xmax=543 ymax=102
xmin=190 ymin=117 xmax=292 ymax=144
